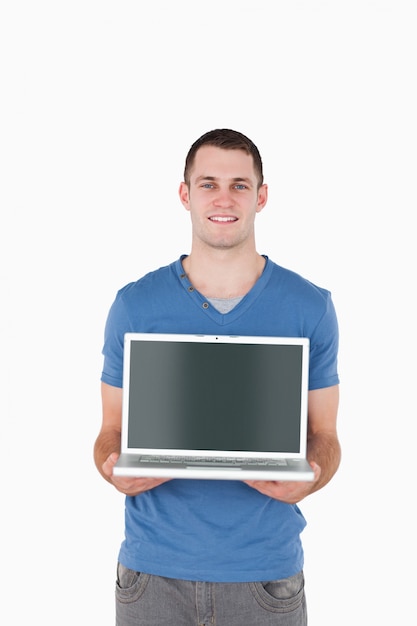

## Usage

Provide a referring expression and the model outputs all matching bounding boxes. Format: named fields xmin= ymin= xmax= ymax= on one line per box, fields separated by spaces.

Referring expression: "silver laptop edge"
xmin=115 ymin=333 xmax=313 ymax=481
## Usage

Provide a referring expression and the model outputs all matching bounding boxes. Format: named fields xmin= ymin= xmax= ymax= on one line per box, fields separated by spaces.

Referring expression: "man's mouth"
xmin=208 ymin=216 xmax=238 ymax=223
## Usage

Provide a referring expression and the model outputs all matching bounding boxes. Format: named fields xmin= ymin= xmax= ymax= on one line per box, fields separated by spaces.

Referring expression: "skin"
xmin=94 ymin=145 xmax=341 ymax=503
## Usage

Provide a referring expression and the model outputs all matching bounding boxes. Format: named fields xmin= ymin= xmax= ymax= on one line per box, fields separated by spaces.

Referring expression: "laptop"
xmin=113 ymin=333 xmax=314 ymax=481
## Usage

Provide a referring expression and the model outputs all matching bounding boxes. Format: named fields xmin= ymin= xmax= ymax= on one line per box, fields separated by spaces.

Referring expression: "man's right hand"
xmin=102 ymin=452 xmax=171 ymax=496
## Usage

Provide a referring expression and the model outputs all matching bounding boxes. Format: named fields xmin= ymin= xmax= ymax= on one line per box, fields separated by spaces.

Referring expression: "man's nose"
xmin=213 ymin=188 xmax=233 ymax=207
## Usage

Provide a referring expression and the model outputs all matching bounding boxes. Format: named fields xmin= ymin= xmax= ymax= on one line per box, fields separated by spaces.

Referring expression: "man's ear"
xmin=178 ymin=182 xmax=190 ymax=211
xmin=256 ymin=183 xmax=268 ymax=213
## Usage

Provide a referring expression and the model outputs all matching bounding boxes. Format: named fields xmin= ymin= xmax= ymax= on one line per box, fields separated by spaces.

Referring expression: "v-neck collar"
xmin=174 ymin=255 xmax=272 ymax=325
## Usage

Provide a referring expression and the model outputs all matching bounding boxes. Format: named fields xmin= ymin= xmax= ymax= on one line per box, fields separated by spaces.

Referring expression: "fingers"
xmin=243 ymin=465 xmax=321 ymax=503
xmin=114 ymin=476 xmax=171 ymax=496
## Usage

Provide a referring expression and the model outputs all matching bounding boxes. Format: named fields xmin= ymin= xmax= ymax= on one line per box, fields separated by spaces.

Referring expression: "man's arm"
xmin=93 ymin=382 xmax=170 ymax=495
xmin=306 ymin=384 xmax=341 ymax=493
xmin=93 ymin=382 xmax=123 ymax=483
xmin=244 ymin=385 xmax=341 ymax=504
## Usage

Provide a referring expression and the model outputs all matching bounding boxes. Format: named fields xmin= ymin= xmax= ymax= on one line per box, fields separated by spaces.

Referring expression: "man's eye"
xmin=202 ymin=183 xmax=214 ymax=189
xmin=234 ymin=184 xmax=247 ymax=190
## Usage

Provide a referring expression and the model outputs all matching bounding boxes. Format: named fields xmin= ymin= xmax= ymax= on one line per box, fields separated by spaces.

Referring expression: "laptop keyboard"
xmin=138 ymin=455 xmax=288 ymax=466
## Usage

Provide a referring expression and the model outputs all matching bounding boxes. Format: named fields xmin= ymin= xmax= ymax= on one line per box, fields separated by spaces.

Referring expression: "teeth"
xmin=209 ymin=216 xmax=236 ymax=222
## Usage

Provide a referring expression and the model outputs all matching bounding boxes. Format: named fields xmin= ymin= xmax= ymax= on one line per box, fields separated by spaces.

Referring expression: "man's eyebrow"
xmin=195 ymin=175 xmax=216 ymax=182
xmin=194 ymin=175 xmax=253 ymax=184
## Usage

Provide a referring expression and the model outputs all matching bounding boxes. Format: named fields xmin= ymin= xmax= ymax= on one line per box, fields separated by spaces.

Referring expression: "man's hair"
xmin=183 ymin=128 xmax=264 ymax=188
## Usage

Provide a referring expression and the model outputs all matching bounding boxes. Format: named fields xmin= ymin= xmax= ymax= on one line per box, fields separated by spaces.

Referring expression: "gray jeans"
xmin=115 ymin=563 xmax=307 ymax=625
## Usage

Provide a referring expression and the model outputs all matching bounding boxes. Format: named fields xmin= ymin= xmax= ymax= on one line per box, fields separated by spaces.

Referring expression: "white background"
xmin=1 ymin=1 xmax=416 ymax=624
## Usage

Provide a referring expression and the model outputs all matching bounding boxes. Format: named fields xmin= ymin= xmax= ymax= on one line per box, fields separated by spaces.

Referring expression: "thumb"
xmin=102 ymin=452 xmax=119 ymax=476
xmin=309 ymin=461 xmax=321 ymax=481
xmin=108 ymin=452 xmax=120 ymax=465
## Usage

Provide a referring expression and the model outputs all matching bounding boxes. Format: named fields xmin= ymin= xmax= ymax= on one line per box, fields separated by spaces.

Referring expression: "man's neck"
xmin=182 ymin=249 xmax=265 ymax=299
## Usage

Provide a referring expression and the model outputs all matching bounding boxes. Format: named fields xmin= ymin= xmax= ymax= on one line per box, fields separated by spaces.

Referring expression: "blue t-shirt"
xmin=101 ymin=256 xmax=339 ymax=582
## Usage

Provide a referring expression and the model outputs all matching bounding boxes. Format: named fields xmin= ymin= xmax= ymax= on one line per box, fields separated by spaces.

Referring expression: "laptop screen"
xmin=124 ymin=336 xmax=308 ymax=454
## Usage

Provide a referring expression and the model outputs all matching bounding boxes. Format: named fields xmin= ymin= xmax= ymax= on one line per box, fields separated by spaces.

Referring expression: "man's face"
xmin=179 ymin=145 xmax=268 ymax=252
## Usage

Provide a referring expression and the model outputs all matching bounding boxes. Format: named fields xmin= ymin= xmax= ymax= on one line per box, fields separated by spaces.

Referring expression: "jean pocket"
xmin=249 ymin=571 xmax=305 ymax=613
xmin=115 ymin=562 xmax=150 ymax=604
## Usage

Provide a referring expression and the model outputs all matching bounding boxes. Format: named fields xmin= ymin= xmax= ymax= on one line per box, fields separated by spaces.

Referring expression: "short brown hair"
xmin=184 ymin=129 xmax=264 ymax=188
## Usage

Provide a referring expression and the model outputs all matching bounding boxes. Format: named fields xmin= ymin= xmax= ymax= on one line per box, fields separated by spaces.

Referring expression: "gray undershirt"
xmin=206 ymin=295 xmax=244 ymax=314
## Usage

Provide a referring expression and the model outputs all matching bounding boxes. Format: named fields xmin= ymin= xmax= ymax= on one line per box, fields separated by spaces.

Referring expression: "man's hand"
xmin=102 ymin=452 xmax=171 ymax=496
xmin=244 ymin=461 xmax=321 ymax=504
xmin=247 ymin=385 xmax=341 ymax=503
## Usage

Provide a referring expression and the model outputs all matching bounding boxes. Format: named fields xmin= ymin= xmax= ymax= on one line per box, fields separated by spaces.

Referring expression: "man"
xmin=94 ymin=129 xmax=341 ymax=625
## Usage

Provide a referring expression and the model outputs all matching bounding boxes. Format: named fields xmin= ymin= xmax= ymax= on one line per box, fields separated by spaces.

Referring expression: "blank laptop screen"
xmin=126 ymin=339 xmax=304 ymax=454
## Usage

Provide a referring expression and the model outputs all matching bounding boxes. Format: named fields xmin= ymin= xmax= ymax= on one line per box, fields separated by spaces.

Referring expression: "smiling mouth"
xmin=209 ymin=216 xmax=238 ymax=223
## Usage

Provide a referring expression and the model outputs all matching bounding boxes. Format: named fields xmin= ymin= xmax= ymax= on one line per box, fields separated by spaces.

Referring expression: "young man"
xmin=94 ymin=129 xmax=341 ymax=625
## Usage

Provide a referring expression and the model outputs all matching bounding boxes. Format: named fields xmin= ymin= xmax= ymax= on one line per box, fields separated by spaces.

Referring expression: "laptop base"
xmin=114 ymin=453 xmax=314 ymax=481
